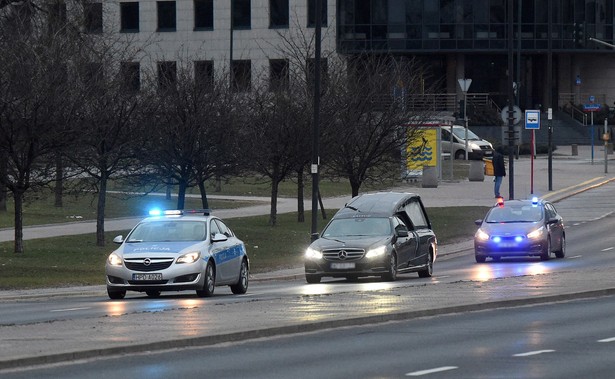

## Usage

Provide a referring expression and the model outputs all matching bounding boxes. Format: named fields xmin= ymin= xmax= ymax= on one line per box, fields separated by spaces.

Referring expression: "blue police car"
xmin=105 ymin=209 xmax=249 ymax=299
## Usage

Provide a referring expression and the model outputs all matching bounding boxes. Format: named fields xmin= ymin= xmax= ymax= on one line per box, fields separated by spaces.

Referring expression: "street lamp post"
xmin=458 ymin=78 xmax=472 ymax=160
xmin=310 ymin=0 xmax=322 ymax=241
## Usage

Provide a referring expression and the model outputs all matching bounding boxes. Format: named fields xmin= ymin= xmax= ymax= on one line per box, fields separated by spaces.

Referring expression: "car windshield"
xmin=452 ymin=127 xmax=481 ymax=140
xmin=322 ymin=217 xmax=391 ymax=237
xmin=485 ymin=204 xmax=543 ymax=223
xmin=127 ymin=221 xmax=207 ymax=242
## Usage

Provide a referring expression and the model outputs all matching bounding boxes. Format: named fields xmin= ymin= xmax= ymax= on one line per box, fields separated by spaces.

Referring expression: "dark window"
xmin=269 ymin=59 xmax=289 ymax=91
xmin=158 ymin=61 xmax=177 ymax=90
xmin=194 ymin=0 xmax=213 ymax=30
xmin=84 ymin=2 xmax=103 ymax=33
xmin=232 ymin=0 xmax=251 ymax=29
xmin=307 ymin=0 xmax=327 ymax=27
xmin=194 ymin=60 xmax=214 ymax=90
xmin=157 ymin=1 xmax=176 ymax=31
xmin=120 ymin=2 xmax=139 ymax=32
xmin=270 ymin=0 xmax=289 ymax=28
xmin=120 ymin=62 xmax=140 ymax=92
xmin=231 ymin=60 xmax=251 ymax=92
xmin=48 ymin=1 xmax=67 ymax=35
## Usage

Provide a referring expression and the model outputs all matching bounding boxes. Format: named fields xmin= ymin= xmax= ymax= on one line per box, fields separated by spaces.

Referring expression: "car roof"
xmin=334 ymin=192 xmax=420 ymax=218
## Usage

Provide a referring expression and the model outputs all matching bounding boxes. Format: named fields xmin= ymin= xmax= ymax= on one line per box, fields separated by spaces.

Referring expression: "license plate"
xmin=132 ymin=273 xmax=163 ymax=281
xmin=331 ymin=262 xmax=355 ymax=270
xmin=498 ymin=242 xmax=516 ymax=248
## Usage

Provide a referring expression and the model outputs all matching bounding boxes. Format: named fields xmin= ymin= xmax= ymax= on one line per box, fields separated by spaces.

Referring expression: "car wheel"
xmin=455 ymin=150 xmax=466 ymax=160
xmin=418 ymin=250 xmax=433 ymax=278
xmin=305 ymin=274 xmax=321 ymax=284
xmin=555 ymin=234 xmax=566 ymax=259
xmin=230 ymin=259 xmax=249 ymax=294
xmin=540 ymin=237 xmax=551 ymax=261
xmin=146 ymin=290 xmax=161 ymax=298
xmin=382 ymin=252 xmax=397 ymax=281
xmin=107 ymin=289 xmax=126 ymax=300
xmin=196 ymin=262 xmax=215 ymax=297
xmin=475 ymin=254 xmax=487 ymax=263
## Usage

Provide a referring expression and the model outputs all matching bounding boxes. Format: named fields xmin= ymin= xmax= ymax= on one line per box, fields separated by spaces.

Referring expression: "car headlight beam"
xmin=305 ymin=247 xmax=323 ymax=260
xmin=107 ymin=252 xmax=123 ymax=266
xmin=366 ymin=245 xmax=387 ymax=258
xmin=177 ymin=251 xmax=201 ymax=264
xmin=476 ymin=229 xmax=490 ymax=241
xmin=527 ymin=226 xmax=545 ymax=240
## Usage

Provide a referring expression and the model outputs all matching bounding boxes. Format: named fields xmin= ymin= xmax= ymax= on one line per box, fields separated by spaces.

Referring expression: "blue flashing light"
xmin=531 ymin=196 xmax=539 ymax=205
xmin=515 ymin=236 xmax=523 ymax=242
xmin=493 ymin=236 xmax=501 ymax=243
xmin=148 ymin=209 xmax=162 ymax=216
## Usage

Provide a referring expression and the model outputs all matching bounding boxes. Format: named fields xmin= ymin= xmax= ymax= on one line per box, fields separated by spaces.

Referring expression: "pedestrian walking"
xmin=492 ymin=150 xmax=506 ymax=198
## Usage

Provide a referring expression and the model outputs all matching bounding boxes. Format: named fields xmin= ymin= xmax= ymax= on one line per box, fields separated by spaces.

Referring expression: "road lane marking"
xmin=568 ymin=255 xmax=582 ymax=259
xmin=513 ymin=350 xmax=555 ymax=357
xmin=50 ymin=307 xmax=91 ymax=312
xmin=598 ymin=337 xmax=615 ymax=343
xmin=406 ymin=366 xmax=458 ymax=376
xmin=601 ymin=247 xmax=614 ymax=252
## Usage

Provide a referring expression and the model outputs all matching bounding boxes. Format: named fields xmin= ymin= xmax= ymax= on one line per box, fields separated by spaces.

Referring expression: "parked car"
xmin=474 ymin=197 xmax=566 ymax=263
xmin=441 ymin=125 xmax=494 ymax=160
xmin=105 ymin=209 xmax=249 ymax=299
xmin=304 ymin=192 xmax=438 ymax=283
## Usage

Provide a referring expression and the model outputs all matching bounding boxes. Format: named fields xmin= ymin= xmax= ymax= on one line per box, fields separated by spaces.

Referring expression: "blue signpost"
xmin=525 ymin=110 xmax=540 ymax=194
xmin=583 ymin=96 xmax=602 ymax=164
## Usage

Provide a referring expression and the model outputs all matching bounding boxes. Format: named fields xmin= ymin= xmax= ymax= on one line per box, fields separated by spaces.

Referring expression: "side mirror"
xmin=474 ymin=219 xmax=483 ymax=226
xmin=311 ymin=232 xmax=320 ymax=242
xmin=113 ymin=235 xmax=124 ymax=244
xmin=211 ymin=233 xmax=228 ymax=242
xmin=547 ymin=217 xmax=559 ymax=225
xmin=395 ymin=226 xmax=409 ymax=238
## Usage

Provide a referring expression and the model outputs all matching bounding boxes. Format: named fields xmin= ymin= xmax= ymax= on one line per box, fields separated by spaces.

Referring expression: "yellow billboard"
xmin=407 ymin=128 xmax=438 ymax=172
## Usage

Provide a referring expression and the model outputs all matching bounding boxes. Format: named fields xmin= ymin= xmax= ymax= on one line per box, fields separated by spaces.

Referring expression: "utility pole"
xmin=310 ymin=0 xmax=322 ymax=241
xmin=507 ymin=0 xmax=515 ymax=200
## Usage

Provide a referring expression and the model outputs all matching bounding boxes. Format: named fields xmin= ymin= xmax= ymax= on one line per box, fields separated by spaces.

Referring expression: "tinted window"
xmin=157 ymin=1 xmax=176 ymax=31
xmin=194 ymin=0 xmax=213 ymax=29
xmin=232 ymin=0 xmax=251 ymax=29
xmin=120 ymin=2 xmax=139 ymax=32
xmin=270 ymin=0 xmax=289 ymax=27
xmin=405 ymin=200 xmax=428 ymax=229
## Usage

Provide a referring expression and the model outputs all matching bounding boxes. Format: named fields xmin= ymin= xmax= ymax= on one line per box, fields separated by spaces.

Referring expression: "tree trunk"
xmin=177 ymin=180 xmax=187 ymax=210
xmin=296 ymin=167 xmax=305 ymax=222
xmin=13 ymin=189 xmax=24 ymax=254
xmin=350 ymin=179 xmax=360 ymax=198
xmin=0 ymin=156 xmax=6 ymax=212
xmin=269 ymin=173 xmax=280 ymax=226
xmin=54 ymin=152 xmax=63 ymax=208
xmin=198 ymin=180 xmax=209 ymax=209
xmin=96 ymin=173 xmax=107 ymax=247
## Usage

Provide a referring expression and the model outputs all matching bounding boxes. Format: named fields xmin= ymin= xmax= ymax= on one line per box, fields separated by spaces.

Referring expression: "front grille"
xmin=124 ymin=258 xmax=174 ymax=272
xmin=322 ymin=248 xmax=364 ymax=261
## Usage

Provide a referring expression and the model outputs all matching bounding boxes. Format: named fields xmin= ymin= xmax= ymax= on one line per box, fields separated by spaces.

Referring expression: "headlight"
xmin=107 ymin=252 xmax=123 ymax=266
xmin=475 ymin=229 xmax=490 ymax=241
xmin=470 ymin=142 xmax=480 ymax=150
xmin=365 ymin=245 xmax=386 ymax=258
xmin=177 ymin=251 xmax=201 ymax=264
xmin=305 ymin=247 xmax=323 ymax=260
xmin=527 ymin=226 xmax=545 ymax=239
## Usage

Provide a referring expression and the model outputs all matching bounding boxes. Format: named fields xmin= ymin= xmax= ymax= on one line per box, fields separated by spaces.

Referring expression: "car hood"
xmin=479 ymin=221 xmax=542 ymax=236
xmin=117 ymin=241 xmax=203 ymax=256
xmin=310 ymin=235 xmax=391 ymax=250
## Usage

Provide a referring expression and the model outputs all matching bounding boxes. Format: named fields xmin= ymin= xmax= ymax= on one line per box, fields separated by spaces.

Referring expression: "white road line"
xmin=406 ymin=366 xmax=458 ymax=376
xmin=568 ymin=255 xmax=582 ymax=259
xmin=513 ymin=350 xmax=555 ymax=357
xmin=50 ymin=307 xmax=91 ymax=312
xmin=601 ymin=247 xmax=614 ymax=252
xmin=598 ymin=337 xmax=615 ymax=343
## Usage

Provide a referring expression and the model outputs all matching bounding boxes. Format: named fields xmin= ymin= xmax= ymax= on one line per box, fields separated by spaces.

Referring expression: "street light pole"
xmin=310 ymin=0 xmax=322 ymax=241
xmin=457 ymin=79 xmax=472 ymax=160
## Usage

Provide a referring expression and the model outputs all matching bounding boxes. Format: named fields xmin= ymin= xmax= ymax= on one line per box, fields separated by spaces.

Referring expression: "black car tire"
xmin=455 ymin=150 xmax=466 ymax=160
xmin=107 ymin=289 xmax=126 ymax=300
xmin=418 ymin=250 xmax=434 ymax=278
xmin=305 ymin=274 xmax=321 ymax=284
xmin=540 ymin=238 xmax=551 ymax=261
xmin=555 ymin=234 xmax=566 ymax=259
xmin=475 ymin=254 xmax=487 ymax=263
xmin=196 ymin=263 xmax=215 ymax=297
xmin=230 ymin=259 xmax=249 ymax=294
xmin=382 ymin=252 xmax=397 ymax=281
xmin=146 ymin=290 xmax=161 ymax=298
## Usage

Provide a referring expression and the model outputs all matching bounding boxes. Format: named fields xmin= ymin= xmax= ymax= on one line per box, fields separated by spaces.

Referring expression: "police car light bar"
xmin=148 ymin=209 xmax=211 ymax=216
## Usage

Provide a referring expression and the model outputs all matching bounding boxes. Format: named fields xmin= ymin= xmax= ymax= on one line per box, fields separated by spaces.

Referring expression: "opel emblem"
xmin=338 ymin=250 xmax=348 ymax=260
xmin=143 ymin=258 xmax=151 ymax=266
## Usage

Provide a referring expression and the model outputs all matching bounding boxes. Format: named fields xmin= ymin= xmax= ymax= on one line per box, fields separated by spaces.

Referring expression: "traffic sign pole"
xmin=525 ymin=110 xmax=541 ymax=196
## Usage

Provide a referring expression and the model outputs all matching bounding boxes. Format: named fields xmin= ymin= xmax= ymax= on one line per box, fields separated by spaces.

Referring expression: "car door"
xmin=545 ymin=203 xmax=565 ymax=250
xmin=404 ymin=199 xmax=435 ymax=266
xmin=213 ymin=219 xmax=242 ymax=283
xmin=392 ymin=216 xmax=418 ymax=269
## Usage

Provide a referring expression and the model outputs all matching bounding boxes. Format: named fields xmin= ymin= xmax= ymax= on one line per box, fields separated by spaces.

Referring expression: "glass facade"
xmin=338 ymin=0 xmax=615 ymax=53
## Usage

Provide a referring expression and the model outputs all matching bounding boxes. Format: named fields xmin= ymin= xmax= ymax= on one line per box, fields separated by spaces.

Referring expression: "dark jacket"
xmin=493 ymin=151 xmax=506 ymax=177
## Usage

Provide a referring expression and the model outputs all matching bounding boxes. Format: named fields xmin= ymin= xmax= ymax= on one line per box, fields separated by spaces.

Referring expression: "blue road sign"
xmin=525 ymin=110 xmax=540 ymax=129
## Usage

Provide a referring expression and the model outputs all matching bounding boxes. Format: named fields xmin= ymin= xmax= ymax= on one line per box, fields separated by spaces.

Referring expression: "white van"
xmin=441 ymin=125 xmax=494 ymax=160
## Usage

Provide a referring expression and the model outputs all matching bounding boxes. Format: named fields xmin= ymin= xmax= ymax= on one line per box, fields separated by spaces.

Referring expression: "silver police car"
xmin=105 ymin=209 xmax=249 ymax=299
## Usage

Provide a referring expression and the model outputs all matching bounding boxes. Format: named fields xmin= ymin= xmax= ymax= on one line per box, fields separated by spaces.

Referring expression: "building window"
xmin=157 ymin=61 xmax=177 ymax=91
xmin=307 ymin=0 xmax=327 ymax=27
xmin=48 ymin=1 xmax=67 ymax=35
xmin=269 ymin=0 xmax=288 ymax=28
xmin=120 ymin=2 xmax=139 ymax=32
xmin=307 ymin=58 xmax=328 ymax=88
xmin=157 ymin=1 xmax=176 ymax=32
xmin=120 ymin=62 xmax=140 ymax=92
xmin=269 ymin=59 xmax=289 ymax=91
xmin=194 ymin=0 xmax=213 ymax=30
xmin=84 ymin=3 xmax=103 ymax=33
xmin=232 ymin=0 xmax=251 ymax=29
xmin=231 ymin=60 xmax=251 ymax=92
xmin=194 ymin=60 xmax=214 ymax=90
